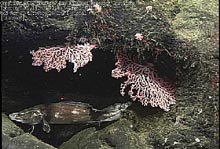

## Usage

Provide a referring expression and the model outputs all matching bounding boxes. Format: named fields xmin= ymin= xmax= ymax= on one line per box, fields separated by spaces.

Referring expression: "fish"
xmin=9 ymin=101 xmax=132 ymax=133
xmin=94 ymin=101 xmax=132 ymax=122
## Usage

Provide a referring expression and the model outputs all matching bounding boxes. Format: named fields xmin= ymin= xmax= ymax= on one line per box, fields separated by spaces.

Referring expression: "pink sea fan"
xmin=112 ymin=51 xmax=176 ymax=111
xmin=30 ymin=43 xmax=96 ymax=73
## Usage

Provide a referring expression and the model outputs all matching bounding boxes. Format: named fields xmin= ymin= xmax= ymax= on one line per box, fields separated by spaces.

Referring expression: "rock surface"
xmin=1 ymin=0 xmax=219 ymax=149
xmin=2 ymin=113 xmax=57 ymax=149
xmin=59 ymin=119 xmax=152 ymax=149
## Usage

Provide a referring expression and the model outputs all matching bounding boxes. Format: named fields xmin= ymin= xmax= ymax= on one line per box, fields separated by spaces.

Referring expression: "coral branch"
xmin=112 ymin=51 xmax=175 ymax=111
xmin=30 ymin=43 xmax=96 ymax=73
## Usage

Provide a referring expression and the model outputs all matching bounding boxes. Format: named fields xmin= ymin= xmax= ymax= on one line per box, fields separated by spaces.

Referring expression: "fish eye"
xmin=120 ymin=105 xmax=127 ymax=110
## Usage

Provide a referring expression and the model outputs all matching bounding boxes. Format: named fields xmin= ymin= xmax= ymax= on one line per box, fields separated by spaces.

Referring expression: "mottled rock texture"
xmin=2 ymin=0 xmax=218 ymax=148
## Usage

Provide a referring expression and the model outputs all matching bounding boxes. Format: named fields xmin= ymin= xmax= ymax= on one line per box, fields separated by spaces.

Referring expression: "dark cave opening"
xmin=2 ymin=31 xmax=177 ymax=147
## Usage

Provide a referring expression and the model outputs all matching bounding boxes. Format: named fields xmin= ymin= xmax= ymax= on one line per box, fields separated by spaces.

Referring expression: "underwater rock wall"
xmin=1 ymin=0 xmax=219 ymax=148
